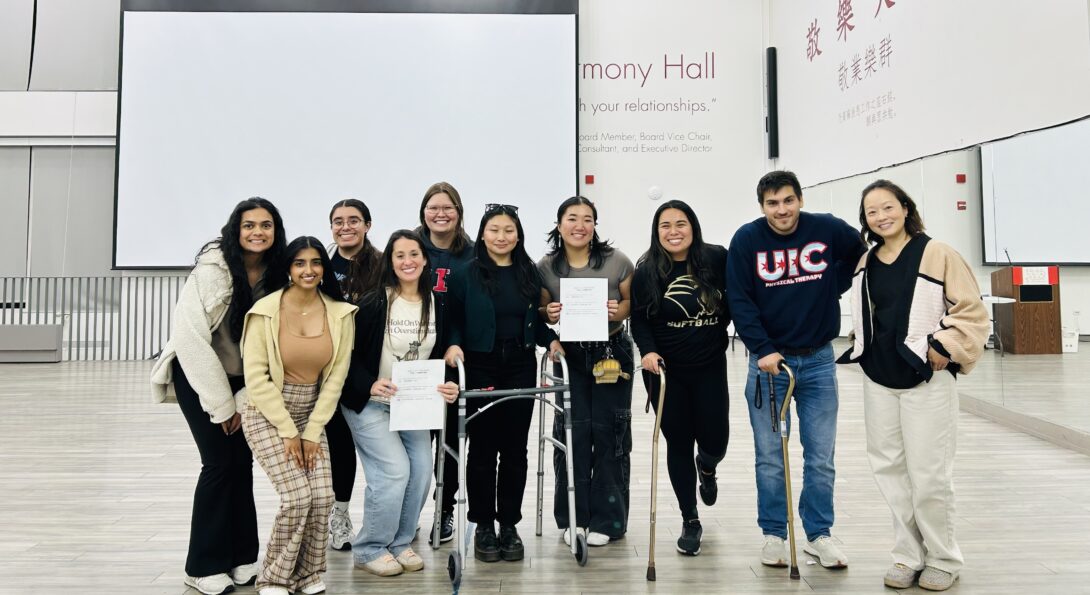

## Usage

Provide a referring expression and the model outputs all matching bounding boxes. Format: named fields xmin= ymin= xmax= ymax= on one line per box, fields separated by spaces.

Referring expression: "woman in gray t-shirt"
xmin=537 ymin=196 xmax=635 ymax=547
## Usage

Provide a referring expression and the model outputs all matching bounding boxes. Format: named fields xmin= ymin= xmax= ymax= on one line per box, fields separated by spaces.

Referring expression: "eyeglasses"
xmin=484 ymin=203 xmax=519 ymax=215
xmin=424 ymin=205 xmax=457 ymax=215
xmin=331 ymin=217 xmax=364 ymax=229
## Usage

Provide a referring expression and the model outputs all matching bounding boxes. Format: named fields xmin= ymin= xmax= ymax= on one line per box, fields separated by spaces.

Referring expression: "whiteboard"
xmin=115 ymin=10 xmax=576 ymax=268
xmin=981 ymin=118 xmax=1090 ymax=266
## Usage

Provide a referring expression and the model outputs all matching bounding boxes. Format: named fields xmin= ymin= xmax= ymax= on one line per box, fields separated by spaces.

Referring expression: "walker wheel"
xmin=448 ymin=551 xmax=462 ymax=587
xmin=575 ymin=532 xmax=589 ymax=566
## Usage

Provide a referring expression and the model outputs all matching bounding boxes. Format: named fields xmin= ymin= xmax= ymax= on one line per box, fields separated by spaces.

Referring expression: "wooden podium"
xmin=990 ymin=266 xmax=1062 ymax=354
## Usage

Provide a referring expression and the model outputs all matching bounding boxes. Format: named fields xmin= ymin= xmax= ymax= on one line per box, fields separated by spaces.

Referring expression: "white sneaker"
xmin=228 ymin=563 xmax=257 ymax=585
xmin=760 ymin=535 xmax=788 ymax=567
xmin=586 ymin=531 xmax=610 ymax=546
xmin=563 ymin=527 xmax=586 ymax=546
xmin=300 ymin=579 xmax=327 ymax=594
xmin=329 ymin=507 xmax=354 ymax=551
xmin=183 ymin=574 xmax=234 ymax=595
xmin=258 ymin=588 xmax=289 ymax=595
xmin=803 ymin=535 xmax=849 ymax=568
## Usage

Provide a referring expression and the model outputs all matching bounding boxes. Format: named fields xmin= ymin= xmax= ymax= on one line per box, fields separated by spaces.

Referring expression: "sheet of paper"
xmin=559 ymin=277 xmax=608 ymax=342
xmin=389 ymin=359 xmax=446 ymax=431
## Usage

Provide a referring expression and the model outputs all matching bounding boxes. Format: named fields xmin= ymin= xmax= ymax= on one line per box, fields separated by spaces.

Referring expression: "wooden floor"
xmin=957 ymin=345 xmax=1090 ymax=436
xmin=2 ymin=345 xmax=1090 ymax=594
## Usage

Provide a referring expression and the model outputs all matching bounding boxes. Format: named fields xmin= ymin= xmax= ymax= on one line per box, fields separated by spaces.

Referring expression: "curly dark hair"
xmin=634 ymin=200 xmax=720 ymax=317
xmin=363 ymin=229 xmax=434 ymax=343
xmin=544 ymin=196 xmax=615 ymax=276
xmin=197 ymin=197 xmax=288 ymax=342
xmin=756 ymin=170 xmax=803 ymax=204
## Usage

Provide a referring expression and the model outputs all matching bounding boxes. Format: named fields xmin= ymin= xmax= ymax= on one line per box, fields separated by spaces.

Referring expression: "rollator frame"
xmin=434 ymin=352 xmax=586 ymax=589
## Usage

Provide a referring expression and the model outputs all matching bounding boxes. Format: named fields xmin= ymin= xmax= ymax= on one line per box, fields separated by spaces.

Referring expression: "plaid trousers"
xmin=243 ymin=382 xmax=333 ymax=592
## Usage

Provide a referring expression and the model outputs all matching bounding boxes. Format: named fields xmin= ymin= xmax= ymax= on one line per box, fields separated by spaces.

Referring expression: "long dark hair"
xmin=416 ymin=181 xmax=471 ymax=254
xmin=471 ymin=206 xmax=540 ymax=301
xmin=283 ymin=236 xmax=345 ymax=302
xmin=858 ymin=179 xmax=926 ymax=245
xmin=635 ymin=200 xmax=720 ymax=317
xmin=545 ymin=196 xmax=615 ymax=276
xmin=197 ymin=197 xmax=288 ymax=342
xmin=329 ymin=199 xmax=381 ymax=302
xmin=368 ymin=229 xmax=434 ymax=342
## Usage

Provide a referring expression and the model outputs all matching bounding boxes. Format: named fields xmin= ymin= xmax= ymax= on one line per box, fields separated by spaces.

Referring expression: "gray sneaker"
xmin=884 ymin=563 xmax=921 ymax=589
xmin=918 ymin=566 xmax=958 ymax=591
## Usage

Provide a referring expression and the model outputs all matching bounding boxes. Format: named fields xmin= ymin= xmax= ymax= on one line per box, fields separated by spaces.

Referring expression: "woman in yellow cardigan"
xmin=242 ymin=236 xmax=357 ymax=595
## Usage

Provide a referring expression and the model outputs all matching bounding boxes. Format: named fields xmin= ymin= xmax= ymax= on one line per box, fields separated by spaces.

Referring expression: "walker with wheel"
xmin=434 ymin=352 xmax=586 ymax=589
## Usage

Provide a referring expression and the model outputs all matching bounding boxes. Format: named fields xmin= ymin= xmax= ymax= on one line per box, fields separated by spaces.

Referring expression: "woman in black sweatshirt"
xmin=631 ymin=199 xmax=730 ymax=557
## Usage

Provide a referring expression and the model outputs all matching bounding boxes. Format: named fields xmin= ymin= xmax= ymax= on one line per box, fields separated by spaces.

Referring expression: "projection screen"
xmin=115 ymin=1 xmax=577 ymax=268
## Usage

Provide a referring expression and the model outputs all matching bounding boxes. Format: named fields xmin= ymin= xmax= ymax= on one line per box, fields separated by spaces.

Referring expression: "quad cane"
xmin=645 ymin=359 xmax=666 ymax=581
xmin=771 ymin=361 xmax=800 ymax=580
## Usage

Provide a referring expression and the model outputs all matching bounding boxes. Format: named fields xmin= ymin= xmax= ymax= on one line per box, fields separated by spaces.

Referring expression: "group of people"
xmin=152 ymin=171 xmax=989 ymax=595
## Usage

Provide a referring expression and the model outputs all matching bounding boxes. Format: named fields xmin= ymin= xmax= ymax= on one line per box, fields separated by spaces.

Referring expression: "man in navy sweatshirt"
xmin=726 ymin=170 xmax=865 ymax=571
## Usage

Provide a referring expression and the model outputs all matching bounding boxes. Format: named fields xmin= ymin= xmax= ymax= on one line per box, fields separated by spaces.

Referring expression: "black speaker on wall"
xmin=766 ymin=46 xmax=779 ymax=159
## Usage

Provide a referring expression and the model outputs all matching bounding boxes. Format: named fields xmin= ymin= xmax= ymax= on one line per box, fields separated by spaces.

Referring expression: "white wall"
xmin=806 ymin=148 xmax=1090 ymax=335
xmin=575 ymin=0 xmax=766 ymax=258
xmin=768 ymin=0 xmax=1090 ymax=185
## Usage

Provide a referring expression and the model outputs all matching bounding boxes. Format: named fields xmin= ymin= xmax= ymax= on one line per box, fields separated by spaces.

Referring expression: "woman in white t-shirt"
xmin=339 ymin=230 xmax=459 ymax=577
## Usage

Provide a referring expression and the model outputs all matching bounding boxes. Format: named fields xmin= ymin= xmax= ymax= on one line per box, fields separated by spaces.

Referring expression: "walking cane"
xmin=772 ymin=361 xmax=800 ymax=580
xmin=645 ymin=359 xmax=666 ymax=581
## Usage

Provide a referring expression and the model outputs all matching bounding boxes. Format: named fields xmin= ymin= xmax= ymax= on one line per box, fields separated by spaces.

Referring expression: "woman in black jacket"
xmin=443 ymin=204 xmax=563 ymax=563
xmin=340 ymin=230 xmax=458 ymax=577
xmin=631 ymin=199 xmax=730 ymax=557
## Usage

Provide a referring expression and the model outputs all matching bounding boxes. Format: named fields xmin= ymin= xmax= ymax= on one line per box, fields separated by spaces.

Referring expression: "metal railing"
xmin=0 ymin=275 xmax=187 ymax=361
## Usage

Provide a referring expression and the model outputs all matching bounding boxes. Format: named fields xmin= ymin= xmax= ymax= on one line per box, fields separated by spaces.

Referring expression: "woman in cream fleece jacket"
xmin=241 ymin=236 xmax=356 ymax=595
xmin=150 ymin=198 xmax=287 ymax=595
xmin=838 ymin=180 xmax=989 ymax=592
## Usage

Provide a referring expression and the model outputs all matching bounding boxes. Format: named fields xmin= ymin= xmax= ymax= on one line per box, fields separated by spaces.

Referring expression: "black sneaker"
xmin=676 ymin=519 xmax=702 ymax=556
xmin=696 ymin=455 xmax=718 ymax=506
xmin=474 ymin=525 xmax=501 ymax=562
xmin=429 ymin=512 xmax=455 ymax=545
xmin=498 ymin=524 xmax=525 ymax=561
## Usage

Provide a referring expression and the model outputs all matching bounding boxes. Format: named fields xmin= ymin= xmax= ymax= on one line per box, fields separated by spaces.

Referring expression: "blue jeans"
xmin=341 ymin=401 xmax=432 ymax=563
xmin=744 ymin=343 xmax=839 ymax=542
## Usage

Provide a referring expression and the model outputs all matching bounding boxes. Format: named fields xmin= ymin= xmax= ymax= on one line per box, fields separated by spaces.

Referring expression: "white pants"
xmin=863 ymin=371 xmax=963 ymax=573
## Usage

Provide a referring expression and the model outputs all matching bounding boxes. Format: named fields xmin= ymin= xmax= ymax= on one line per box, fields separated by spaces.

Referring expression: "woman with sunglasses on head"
xmin=324 ymin=199 xmax=382 ymax=551
xmin=631 ymin=199 xmax=730 ymax=557
xmin=838 ymin=180 xmax=988 ymax=592
xmin=339 ymin=229 xmax=459 ymax=576
xmin=152 ymin=197 xmax=287 ymax=595
xmin=242 ymin=236 xmax=357 ymax=595
xmin=537 ymin=196 xmax=635 ymax=548
xmin=414 ymin=182 xmax=475 ymax=545
xmin=443 ymin=204 xmax=563 ymax=563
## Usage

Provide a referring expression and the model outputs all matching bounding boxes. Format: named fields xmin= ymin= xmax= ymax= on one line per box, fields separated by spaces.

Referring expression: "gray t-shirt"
xmin=537 ymin=249 xmax=634 ymax=335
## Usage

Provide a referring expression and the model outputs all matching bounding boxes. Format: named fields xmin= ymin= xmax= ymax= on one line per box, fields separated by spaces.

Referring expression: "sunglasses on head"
xmin=484 ymin=203 xmax=519 ymax=215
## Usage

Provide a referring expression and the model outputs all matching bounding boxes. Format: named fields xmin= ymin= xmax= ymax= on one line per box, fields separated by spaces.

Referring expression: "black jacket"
xmin=446 ymin=262 xmax=558 ymax=353
xmin=340 ymin=288 xmax=448 ymax=413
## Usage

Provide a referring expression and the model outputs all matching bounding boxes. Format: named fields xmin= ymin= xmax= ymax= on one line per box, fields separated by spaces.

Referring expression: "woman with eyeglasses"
xmin=631 ymin=199 xmax=730 ymax=557
xmin=242 ymin=236 xmax=356 ymax=595
xmin=325 ymin=199 xmax=382 ymax=551
xmin=414 ymin=182 xmax=474 ymax=545
xmin=537 ymin=196 xmax=634 ymax=548
xmin=151 ymin=197 xmax=287 ymax=595
xmin=443 ymin=204 xmax=563 ymax=563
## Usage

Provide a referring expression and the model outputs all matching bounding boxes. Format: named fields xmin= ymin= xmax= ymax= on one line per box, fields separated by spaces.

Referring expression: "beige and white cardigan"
xmin=839 ymin=235 xmax=990 ymax=378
